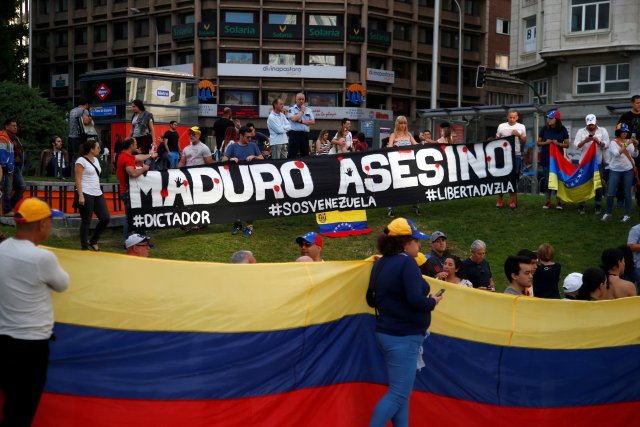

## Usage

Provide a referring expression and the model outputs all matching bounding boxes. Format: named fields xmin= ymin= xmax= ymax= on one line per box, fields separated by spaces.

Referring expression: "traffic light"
xmin=475 ymin=66 xmax=487 ymax=88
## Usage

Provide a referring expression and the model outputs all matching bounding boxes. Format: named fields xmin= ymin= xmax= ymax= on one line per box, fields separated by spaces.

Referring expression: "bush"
xmin=0 ymin=81 xmax=68 ymax=174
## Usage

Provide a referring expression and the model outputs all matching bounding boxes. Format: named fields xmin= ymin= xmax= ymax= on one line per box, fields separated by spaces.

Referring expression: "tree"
xmin=0 ymin=0 xmax=28 ymax=83
xmin=0 ymin=81 xmax=68 ymax=173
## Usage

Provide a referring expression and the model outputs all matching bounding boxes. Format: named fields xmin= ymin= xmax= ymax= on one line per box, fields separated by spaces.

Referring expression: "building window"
xmin=576 ymin=63 xmax=629 ymax=94
xmin=158 ymin=54 xmax=172 ymax=67
xmin=222 ymin=90 xmax=256 ymax=105
xmin=393 ymin=60 xmax=411 ymax=79
xmin=418 ymin=27 xmax=433 ymax=44
xmin=176 ymin=52 xmax=195 ymax=64
xmin=417 ymin=64 xmax=431 ymax=81
xmin=571 ymin=0 xmax=609 ymax=32
xmin=134 ymin=57 xmax=149 ymax=68
xmin=308 ymin=54 xmax=337 ymax=66
xmin=94 ymin=0 xmax=107 ymax=6
xmin=495 ymin=54 xmax=509 ymax=70
xmin=441 ymin=30 xmax=457 ymax=49
xmin=464 ymin=34 xmax=479 ymax=51
xmin=55 ymin=31 xmax=68 ymax=47
xmin=93 ymin=61 xmax=107 ymax=70
xmin=367 ymin=56 xmax=386 ymax=69
xmin=266 ymin=91 xmax=296 ymax=106
xmin=523 ymin=16 xmax=536 ymax=53
xmin=496 ymin=18 xmax=509 ymax=35
xmin=442 ymin=0 xmax=455 ymax=12
xmin=39 ymin=0 xmax=49 ymax=14
xmin=74 ymin=28 xmax=87 ymax=45
xmin=94 ymin=25 xmax=107 ymax=42
xmin=38 ymin=34 xmax=48 ymax=49
xmin=113 ymin=22 xmax=128 ymax=41
xmin=532 ymin=79 xmax=548 ymax=104
xmin=368 ymin=17 xmax=387 ymax=31
xmin=394 ymin=23 xmax=411 ymax=41
xmin=225 ymin=11 xmax=254 ymax=23
xmin=225 ymin=52 xmax=254 ymax=64
xmin=202 ymin=49 xmax=216 ymax=68
xmin=134 ymin=20 xmax=149 ymax=38
xmin=55 ymin=0 xmax=68 ymax=12
xmin=308 ymin=14 xmax=338 ymax=26
xmin=179 ymin=13 xmax=195 ymax=25
xmin=113 ymin=58 xmax=129 ymax=68
xmin=347 ymin=54 xmax=360 ymax=73
xmin=156 ymin=16 xmax=171 ymax=35
xmin=267 ymin=13 xmax=297 ymax=25
xmin=268 ymin=53 xmax=297 ymax=65
xmin=419 ymin=0 xmax=434 ymax=7
xmin=308 ymin=92 xmax=337 ymax=107
xmin=74 ymin=0 xmax=86 ymax=9
xmin=465 ymin=0 xmax=481 ymax=16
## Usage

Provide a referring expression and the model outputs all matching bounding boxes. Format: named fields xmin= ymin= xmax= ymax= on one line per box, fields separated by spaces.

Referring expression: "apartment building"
xmin=30 ymin=0 xmax=523 ymax=134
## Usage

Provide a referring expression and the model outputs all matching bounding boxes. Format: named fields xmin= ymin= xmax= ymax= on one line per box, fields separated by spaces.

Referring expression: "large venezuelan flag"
xmin=7 ymin=249 xmax=638 ymax=426
xmin=548 ymin=142 xmax=602 ymax=203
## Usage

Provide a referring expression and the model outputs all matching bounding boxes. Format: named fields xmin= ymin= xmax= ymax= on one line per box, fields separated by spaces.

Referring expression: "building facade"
xmin=509 ymin=0 xmax=640 ymax=142
xmin=31 ymin=0 xmax=523 ymax=137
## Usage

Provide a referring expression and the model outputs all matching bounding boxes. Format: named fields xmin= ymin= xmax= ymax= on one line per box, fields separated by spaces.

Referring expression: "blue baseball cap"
xmin=546 ymin=110 xmax=561 ymax=120
xmin=296 ymin=231 xmax=323 ymax=247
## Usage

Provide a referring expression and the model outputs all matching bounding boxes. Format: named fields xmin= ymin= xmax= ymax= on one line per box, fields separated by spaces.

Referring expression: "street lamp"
xmin=453 ymin=0 xmax=462 ymax=108
xmin=130 ymin=8 xmax=158 ymax=68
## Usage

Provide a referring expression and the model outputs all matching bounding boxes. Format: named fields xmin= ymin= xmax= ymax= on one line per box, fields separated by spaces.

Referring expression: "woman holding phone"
xmin=366 ymin=217 xmax=443 ymax=427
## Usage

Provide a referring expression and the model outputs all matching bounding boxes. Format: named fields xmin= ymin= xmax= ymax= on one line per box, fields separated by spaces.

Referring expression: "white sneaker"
xmin=601 ymin=214 xmax=612 ymax=222
xmin=621 ymin=215 xmax=631 ymax=223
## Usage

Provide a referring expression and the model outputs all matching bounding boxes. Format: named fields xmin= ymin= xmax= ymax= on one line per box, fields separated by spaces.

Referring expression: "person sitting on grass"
xmin=532 ymin=243 xmax=561 ymax=299
xmin=601 ymin=247 xmax=637 ymax=299
xmin=125 ymin=233 xmax=153 ymax=257
xmin=295 ymin=232 xmax=323 ymax=262
xmin=503 ymin=255 xmax=534 ymax=296
xmin=576 ymin=267 xmax=609 ymax=301
xmin=231 ymin=250 xmax=257 ymax=264
xmin=562 ymin=272 xmax=583 ymax=300
xmin=436 ymin=255 xmax=473 ymax=287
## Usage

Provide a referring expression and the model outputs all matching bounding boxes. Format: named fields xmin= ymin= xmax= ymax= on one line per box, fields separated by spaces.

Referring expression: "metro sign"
xmin=95 ymin=83 xmax=111 ymax=101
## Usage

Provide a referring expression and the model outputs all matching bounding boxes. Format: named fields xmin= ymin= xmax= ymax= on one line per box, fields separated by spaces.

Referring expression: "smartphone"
xmin=435 ymin=289 xmax=446 ymax=297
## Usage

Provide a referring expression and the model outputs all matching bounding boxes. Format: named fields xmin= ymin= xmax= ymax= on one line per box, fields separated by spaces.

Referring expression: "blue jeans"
xmin=369 ymin=333 xmax=424 ymax=427
xmin=606 ymin=169 xmax=634 ymax=216
xmin=2 ymin=167 xmax=25 ymax=212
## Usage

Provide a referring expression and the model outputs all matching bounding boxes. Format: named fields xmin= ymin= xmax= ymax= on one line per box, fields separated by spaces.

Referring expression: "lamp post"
xmin=130 ymin=8 xmax=158 ymax=68
xmin=430 ymin=0 xmax=440 ymax=110
xmin=453 ymin=0 xmax=462 ymax=108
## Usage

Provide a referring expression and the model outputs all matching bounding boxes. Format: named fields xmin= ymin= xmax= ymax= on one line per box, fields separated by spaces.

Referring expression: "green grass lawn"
xmin=1 ymin=193 xmax=633 ymax=292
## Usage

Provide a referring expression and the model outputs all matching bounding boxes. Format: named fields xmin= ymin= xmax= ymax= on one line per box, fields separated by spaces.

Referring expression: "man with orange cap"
xmin=0 ymin=198 xmax=69 ymax=426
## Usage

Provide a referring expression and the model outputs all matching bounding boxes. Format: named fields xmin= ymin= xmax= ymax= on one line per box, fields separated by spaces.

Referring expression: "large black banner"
xmin=129 ymin=138 xmax=517 ymax=230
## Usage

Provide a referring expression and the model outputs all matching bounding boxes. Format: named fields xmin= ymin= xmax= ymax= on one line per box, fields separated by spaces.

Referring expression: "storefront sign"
xmin=366 ymin=68 xmax=395 ymax=84
xmin=263 ymin=24 xmax=302 ymax=40
xmin=218 ymin=63 xmax=346 ymax=79
xmin=306 ymin=26 xmax=343 ymax=41
xmin=258 ymin=105 xmax=392 ymax=121
xmin=172 ymin=24 xmax=194 ymax=41
xmin=90 ymin=105 xmax=116 ymax=117
xmin=52 ymin=74 xmax=69 ymax=88
xmin=221 ymin=23 xmax=259 ymax=38
xmin=347 ymin=27 xmax=366 ymax=43
xmin=368 ymin=29 xmax=391 ymax=46
xmin=198 ymin=22 xmax=217 ymax=38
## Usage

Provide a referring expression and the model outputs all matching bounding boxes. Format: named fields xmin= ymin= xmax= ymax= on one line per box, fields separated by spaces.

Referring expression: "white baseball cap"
xmin=125 ymin=233 xmax=153 ymax=249
xmin=563 ymin=272 xmax=583 ymax=294
xmin=585 ymin=114 xmax=597 ymax=125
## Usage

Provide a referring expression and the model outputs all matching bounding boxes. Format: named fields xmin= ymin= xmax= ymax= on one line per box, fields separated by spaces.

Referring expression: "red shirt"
xmin=116 ymin=151 xmax=136 ymax=194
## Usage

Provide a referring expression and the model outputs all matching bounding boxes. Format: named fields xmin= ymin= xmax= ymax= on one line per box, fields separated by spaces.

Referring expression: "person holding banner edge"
xmin=366 ymin=217 xmax=443 ymax=427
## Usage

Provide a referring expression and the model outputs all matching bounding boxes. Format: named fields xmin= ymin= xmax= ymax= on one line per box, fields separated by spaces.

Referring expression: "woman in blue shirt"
xmin=367 ymin=218 xmax=443 ymax=427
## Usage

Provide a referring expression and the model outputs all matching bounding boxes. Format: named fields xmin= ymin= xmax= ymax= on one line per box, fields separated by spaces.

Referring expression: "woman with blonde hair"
xmin=387 ymin=116 xmax=418 ymax=147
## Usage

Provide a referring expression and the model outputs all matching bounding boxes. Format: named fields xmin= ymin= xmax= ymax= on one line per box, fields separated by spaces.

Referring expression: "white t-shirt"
xmin=496 ymin=122 xmax=526 ymax=156
xmin=183 ymin=142 xmax=212 ymax=166
xmin=329 ymin=131 xmax=353 ymax=154
xmin=75 ymin=156 xmax=103 ymax=196
xmin=0 ymin=238 xmax=69 ymax=339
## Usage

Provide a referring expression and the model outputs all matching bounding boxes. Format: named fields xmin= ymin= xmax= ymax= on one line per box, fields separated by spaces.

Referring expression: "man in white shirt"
xmin=287 ymin=93 xmax=315 ymax=158
xmin=267 ymin=98 xmax=291 ymax=160
xmin=495 ymin=109 xmax=527 ymax=210
xmin=574 ymin=114 xmax=610 ymax=215
xmin=0 ymin=198 xmax=69 ymax=426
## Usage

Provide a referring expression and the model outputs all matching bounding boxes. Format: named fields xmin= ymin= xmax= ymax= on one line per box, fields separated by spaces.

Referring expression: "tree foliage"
xmin=0 ymin=0 xmax=28 ymax=83
xmin=0 ymin=81 xmax=68 ymax=160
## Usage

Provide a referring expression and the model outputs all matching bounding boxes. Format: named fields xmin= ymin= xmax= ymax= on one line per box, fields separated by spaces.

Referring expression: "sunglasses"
xmin=298 ymin=241 xmax=314 ymax=248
